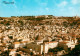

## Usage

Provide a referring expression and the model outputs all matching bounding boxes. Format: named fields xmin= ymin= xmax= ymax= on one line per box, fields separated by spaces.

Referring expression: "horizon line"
xmin=0 ymin=15 xmax=79 ymax=17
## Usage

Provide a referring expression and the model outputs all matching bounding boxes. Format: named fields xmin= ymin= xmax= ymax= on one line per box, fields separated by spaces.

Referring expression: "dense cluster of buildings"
xmin=0 ymin=15 xmax=80 ymax=56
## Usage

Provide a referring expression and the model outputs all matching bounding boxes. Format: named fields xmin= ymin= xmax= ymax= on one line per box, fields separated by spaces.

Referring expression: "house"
xmin=26 ymin=41 xmax=58 ymax=54
xmin=9 ymin=49 xmax=16 ymax=56
xmin=13 ymin=42 xmax=21 ymax=48
xmin=26 ymin=42 xmax=43 ymax=54
xmin=43 ymin=41 xmax=58 ymax=53
xmin=58 ymin=40 xmax=77 ymax=51
xmin=20 ymin=41 xmax=29 ymax=47
xmin=48 ymin=41 xmax=58 ymax=48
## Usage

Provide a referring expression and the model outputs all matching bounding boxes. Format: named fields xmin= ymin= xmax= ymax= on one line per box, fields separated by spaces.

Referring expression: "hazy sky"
xmin=0 ymin=0 xmax=80 ymax=17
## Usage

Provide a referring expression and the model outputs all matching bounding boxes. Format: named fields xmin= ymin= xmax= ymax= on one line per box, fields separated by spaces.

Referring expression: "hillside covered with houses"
xmin=0 ymin=15 xmax=80 ymax=56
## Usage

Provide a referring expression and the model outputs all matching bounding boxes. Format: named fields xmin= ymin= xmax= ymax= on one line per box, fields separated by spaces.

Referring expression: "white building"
xmin=13 ymin=42 xmax=21 ymax=48
xmin=43 ymin=41 xmax=58 ymax=53
xmin=26 ymin=41 xmax=58 ymax=54
xmin=58 ymin=39 xmax=77 ymax=51
xmin=9 ymin=49 xmax=16 ymax=56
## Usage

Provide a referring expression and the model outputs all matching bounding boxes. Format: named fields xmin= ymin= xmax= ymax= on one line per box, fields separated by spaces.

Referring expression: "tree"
xmin=48 ymin=48 xmax=53 ymax=52
xmin=16 ymin=53 xmax=21 ymax=56
xmin=18 ymin=20 xmax=24 ymax=26
xmin=30 ymin=52 xmax=33 ymax=56
xmin=64 ymin=44 xmax=80 ymax=56
xmin=52 ymin=39 xmax=55 ymax=41
xmin=6 ymin=22 xmax=10 ymax=25
xmin=63 ymin=21 xmax=68 ymax=27
xmin=8 ymin=36 xmax=13 ymax=39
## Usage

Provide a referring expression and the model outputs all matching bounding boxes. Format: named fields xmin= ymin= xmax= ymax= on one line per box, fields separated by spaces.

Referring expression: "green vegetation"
xmin=64 ymin=44 xmax=80 ymax=56
xmin=35 ymin=35 xmax=39 ymax=40
xmin=63 ymin=21 xmax=69 ymax=27
xmin=18 ymin=20 xmax=24 ymax=25
xmin=8 ymin=36 xmax=13 ymax=39
xmin=27 ymin=17 xmax=46 ymax=21
xmin=6 ymin=22 xmax=10 ymax=25
xmin=0 ymin=20 xmax=10 ymax=25
xmin=30 ymin=52 xmax=34 ymax=55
